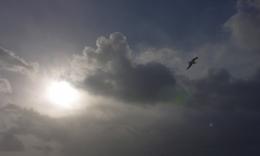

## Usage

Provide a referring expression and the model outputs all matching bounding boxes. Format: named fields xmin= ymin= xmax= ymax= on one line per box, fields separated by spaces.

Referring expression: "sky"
xmin=0 ymin=0 xmax=260 ymax=155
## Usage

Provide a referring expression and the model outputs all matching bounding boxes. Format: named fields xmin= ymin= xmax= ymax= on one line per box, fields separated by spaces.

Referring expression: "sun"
xmin=46 ymin=80 xmax=79 ymax=108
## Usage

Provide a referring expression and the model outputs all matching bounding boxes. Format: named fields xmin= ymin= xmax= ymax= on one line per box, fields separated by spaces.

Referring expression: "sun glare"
xmin=46 ymin=80 xmax=79 ymax=108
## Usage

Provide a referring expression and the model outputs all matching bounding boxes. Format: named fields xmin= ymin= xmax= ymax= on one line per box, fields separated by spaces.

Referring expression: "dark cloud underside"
xmin=191 ymin=69 xmax=260 ymax=111
xmin=71 ymin=32 xmax=176 ymax=103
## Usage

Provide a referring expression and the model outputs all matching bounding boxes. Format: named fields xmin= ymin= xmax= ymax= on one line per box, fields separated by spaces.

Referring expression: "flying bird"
xmin=186 ymin=56 xmax=198 ymax=70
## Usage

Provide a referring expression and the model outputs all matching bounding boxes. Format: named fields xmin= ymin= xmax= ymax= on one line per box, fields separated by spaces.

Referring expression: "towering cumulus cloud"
xmin=71 ymin=32 xmax=176 ymax=103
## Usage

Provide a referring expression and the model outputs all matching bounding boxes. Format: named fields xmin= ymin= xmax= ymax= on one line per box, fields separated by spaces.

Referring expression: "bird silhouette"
xmin=186 ymin=56 xmax=198 ymax=70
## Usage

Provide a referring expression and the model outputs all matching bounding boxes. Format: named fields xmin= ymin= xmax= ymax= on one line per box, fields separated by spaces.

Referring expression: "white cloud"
xmin=224 ymin=0 xmax=260 ymax=51
xmin=0 ymin=47 xmax=38 ymax=75
xmin=0 ymin=79 xmax=12 ymax=93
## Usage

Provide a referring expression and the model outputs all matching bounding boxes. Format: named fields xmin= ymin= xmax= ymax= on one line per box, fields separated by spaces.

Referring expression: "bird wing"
xmin=186 ymin=62 xmax=193 ymax=70
xmin=192 ymin=57 xmax=198 ymax=62
xmin=186 ymin=57 xmax=198 ymax=70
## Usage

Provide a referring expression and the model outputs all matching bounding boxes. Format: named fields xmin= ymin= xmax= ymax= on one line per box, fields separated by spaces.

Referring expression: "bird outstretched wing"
xmin=186 ymin=62 xmax=193 ymax=70
xmin=192 ymin=57 xmax=199 ymax=62
xmin=186 ymin=56 xmax=198 ymax=70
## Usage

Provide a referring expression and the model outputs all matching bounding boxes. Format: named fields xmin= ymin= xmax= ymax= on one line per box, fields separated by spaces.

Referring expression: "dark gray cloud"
xmin=190 ymin=68 xmax=260 ymax=111
xmin=69 ymin=30 xmax=260 ymax=110
xmin=0 ymin=104 xmax=62 ymax=155
xmin=0 ymin=133 xmax=24 ymax=151
xmin=71 ymin=32 xmax=176 ymax=103
xmin=1 ymin=101 xmax=260 ymax=156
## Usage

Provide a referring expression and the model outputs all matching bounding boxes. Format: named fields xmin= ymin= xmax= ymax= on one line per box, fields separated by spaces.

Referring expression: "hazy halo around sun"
xmin=46 ymin=80 xmax=80 ymax=109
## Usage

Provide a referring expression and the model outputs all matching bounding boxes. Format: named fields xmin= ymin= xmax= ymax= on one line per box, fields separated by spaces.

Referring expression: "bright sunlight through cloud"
xmin=46 ymin=80 xmax=80 ymax=108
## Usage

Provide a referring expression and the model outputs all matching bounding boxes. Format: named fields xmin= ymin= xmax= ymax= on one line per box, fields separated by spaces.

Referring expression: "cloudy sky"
xmin=0 ymin=0 xmax=260 ymax=155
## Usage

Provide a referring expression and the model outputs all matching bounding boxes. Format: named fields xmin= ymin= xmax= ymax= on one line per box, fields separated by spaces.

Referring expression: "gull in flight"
xmin=186 ymin=56 xmax=198 ymax=70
